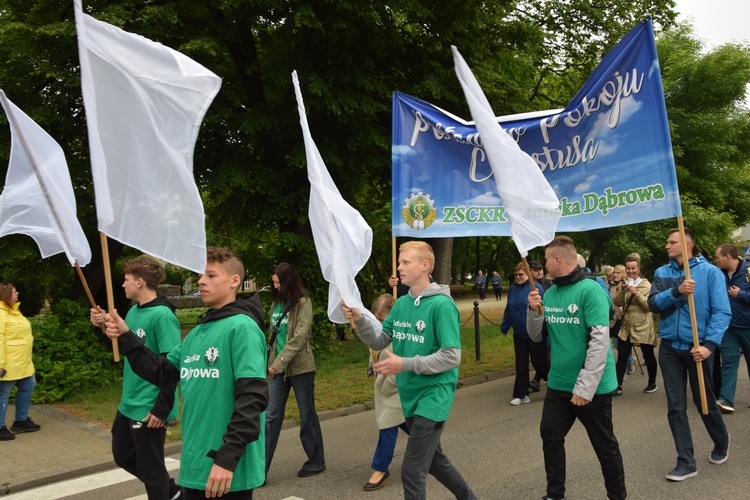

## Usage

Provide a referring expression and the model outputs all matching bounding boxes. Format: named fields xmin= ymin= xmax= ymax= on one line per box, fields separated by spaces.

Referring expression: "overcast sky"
xmin=673 ymin=0 xmax=749 ymax=50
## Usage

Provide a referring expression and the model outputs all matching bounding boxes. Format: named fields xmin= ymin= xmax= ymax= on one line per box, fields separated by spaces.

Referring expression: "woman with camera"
xmin=265 ymin=263 xmax=325 ymax=481
xmin=613 ymin=254 xmax=659 ymax=395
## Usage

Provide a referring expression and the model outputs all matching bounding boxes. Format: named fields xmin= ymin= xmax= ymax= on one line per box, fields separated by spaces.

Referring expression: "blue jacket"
xmin=648 ymin=255 xmax=731 ymax=351
xmin=501 ymin=281 xmax=545 ymax=338
xmin=722 ymin=259 xmax=750 ymax=329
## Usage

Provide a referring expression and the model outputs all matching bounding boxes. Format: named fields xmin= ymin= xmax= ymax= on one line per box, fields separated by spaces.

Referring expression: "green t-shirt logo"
xmin=204 ymin=346 xmax=219 ymax=366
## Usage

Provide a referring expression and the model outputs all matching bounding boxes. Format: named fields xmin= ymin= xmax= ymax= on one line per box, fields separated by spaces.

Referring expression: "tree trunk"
xmin=431 ymin=238 xmax=453 ymax=285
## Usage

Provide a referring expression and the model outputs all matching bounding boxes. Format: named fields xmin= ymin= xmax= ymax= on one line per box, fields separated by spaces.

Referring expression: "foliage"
xmin=30 ymin=299 xmax=122 ymax=403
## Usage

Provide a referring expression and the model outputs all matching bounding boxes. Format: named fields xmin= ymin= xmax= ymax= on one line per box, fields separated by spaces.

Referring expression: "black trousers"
xmin=615 ymin=339 xmax=657 ymax=387
xmin=540 ymin=389 xmax=626 ymax=500
xmin=513 ymin=336 xmax=549 ymax=398
xmin=111 ymin=411 xmax=177 ymax=500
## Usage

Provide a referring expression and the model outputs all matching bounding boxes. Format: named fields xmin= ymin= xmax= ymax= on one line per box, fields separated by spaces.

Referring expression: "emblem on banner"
xmin=402 ymin=192 xmax=437 ymax=230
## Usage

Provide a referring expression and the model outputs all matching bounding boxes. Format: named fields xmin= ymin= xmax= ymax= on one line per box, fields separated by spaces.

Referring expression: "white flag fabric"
xmin=452 ymin=46 xmax=561 ymax=257
xmin=0 ymin=90 xmax=92 ymax=266
xmin=293 ymin=71 xmax=382 ymax=333
xmin=75 ymin=0 xmax=220 ymax=273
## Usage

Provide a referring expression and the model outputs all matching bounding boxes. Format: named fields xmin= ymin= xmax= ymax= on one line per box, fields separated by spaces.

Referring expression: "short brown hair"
xmin=545 ymin=235 xmax=577 ymax=261
xmin=399 ymin=241 xmax=435 ymax=273
xmin=207 ymin=246 xmax=245 ymax=281
xmin=717 ymin=244 xmax=739 ymax=260
xmin=668 ymin=228 xmax=699 ymax=256
xmin=0 ymin=282 xmax=15 ymax=307
xmin=122 ymin=255 xmax=165 ymax=291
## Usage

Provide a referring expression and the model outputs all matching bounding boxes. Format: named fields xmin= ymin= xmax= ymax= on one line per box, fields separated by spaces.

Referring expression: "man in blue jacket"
xmin=648 ymin=228 xmax=731 ymax=482
xmin=714 ymin=244 xmax=750 ymax=413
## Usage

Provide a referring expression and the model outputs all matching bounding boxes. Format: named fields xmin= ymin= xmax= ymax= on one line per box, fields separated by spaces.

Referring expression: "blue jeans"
xmin=371 ymin=423 xmax=409 ymax=472
xmin=0 ymin=374 xmax=36 ymax=427
xmin=659 ymin=342 xmax=729 ymax=469
xmin=265 ymin=371 xmax=325 ymax=475
xmin=718 ymin=326 xmax=750 ymax=407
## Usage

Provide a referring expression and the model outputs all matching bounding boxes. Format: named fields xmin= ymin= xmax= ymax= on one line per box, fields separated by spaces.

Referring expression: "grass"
xmin=54 ymin=303 xmax=513 ymax=441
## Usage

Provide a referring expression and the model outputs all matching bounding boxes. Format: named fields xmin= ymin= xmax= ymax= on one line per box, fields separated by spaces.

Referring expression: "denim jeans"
xmin=659 ymin=342 xmax=729 ymax=469
xmin=718 ymin=326 xmax=750 ymax=407
xmin=402 ymin=416 xmax=476 ymax=500
xmin=371 ymin=422 xmax=409 ymax=472
xmin=540 ymin=388 xmax=625 ymax=500
xmin=265 ymin=371 xmax=325 ymax=475
xmin=0 ymin=374 xmax=36 ymax=427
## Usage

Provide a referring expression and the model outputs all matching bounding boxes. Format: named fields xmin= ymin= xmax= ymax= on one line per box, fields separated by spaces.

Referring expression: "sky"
xmin=673 ymin=0 xmax=750 ymax=50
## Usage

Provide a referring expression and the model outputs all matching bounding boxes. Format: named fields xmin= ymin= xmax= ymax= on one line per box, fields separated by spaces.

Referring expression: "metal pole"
xmin=474 ymin=300 xmax=481 ymax=362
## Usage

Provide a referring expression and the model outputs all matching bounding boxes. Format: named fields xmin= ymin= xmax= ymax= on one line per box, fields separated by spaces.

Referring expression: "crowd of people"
xmin=4 ymin=227 xmax=750 ymax=498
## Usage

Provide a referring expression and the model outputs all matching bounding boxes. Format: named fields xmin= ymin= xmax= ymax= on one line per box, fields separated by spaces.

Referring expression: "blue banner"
xmin=392 ymin=19 xmax=680 ymax=237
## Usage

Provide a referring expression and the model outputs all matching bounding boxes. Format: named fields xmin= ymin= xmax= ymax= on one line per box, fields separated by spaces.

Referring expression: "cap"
xmin=529 ymin=260 xmax=543 ymax=270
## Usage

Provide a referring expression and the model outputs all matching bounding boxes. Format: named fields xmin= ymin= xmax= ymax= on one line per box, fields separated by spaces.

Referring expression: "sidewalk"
xmin=1 ymin=297 xmax=505 ymax=495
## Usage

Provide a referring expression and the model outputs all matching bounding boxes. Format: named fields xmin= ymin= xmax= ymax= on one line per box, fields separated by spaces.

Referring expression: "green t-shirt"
xmin=543 ymin=278 xmax=618 ymax=394
xmin=119 ymin=303 xmax=180 ymax=422
xmin=166 ymin=314 xmax=267 ymax=491
xmin=270 ymin=302 xmax=289 ymax=356
xmin=382 ymin=293 xmax=461 ymax=422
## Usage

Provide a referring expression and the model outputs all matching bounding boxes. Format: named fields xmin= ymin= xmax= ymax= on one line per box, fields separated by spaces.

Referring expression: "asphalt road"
xmin=43 ymin=363 xmax=750 ymax=500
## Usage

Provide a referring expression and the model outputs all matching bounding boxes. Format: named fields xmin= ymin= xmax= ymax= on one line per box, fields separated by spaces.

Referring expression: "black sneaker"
xmin=0 ymin=426 xmax=15 ymax=440
xmin=612 ymin=386 xmax=623 ymax=397
xmin=529 ymin=380 xmax=541 ymax=392
xmin=644 ymin=384 xmax=658 ymax=393
xmin=11 ymin=417 xmax=41 ymax=433
xmin=709 ymin=434 xmax=730 ymax=465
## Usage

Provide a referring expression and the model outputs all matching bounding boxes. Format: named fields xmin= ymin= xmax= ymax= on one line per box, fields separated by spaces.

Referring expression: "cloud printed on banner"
xmin=465 ymin=191 xmax=502 ymax=206
xmin=573 ymin=175 xmax=598 ymax=194
xmin=392 ymin=144 xmax=418 ymax=159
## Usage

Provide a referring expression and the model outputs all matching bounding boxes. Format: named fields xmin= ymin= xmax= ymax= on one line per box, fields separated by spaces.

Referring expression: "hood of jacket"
xmin=408 ymin=282 xmax=452 ymax=306
xmin=199 ymin=292 xmax=265 ymax=331
xmin=137 ymin=295 xmax=176 ymax=312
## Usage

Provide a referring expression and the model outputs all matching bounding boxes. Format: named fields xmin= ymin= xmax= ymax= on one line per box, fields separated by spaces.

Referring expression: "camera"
xmin=626 ymin=278 xmax=635 ymax=286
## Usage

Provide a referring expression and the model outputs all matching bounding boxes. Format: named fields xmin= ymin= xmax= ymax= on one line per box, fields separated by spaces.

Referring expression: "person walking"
xmin=613 ymin=254 xmax=659 ymax=395
xmin=342 ymin=241 xmax=476 ymax=500
xmin=0 ymin=282 xmax=40 ymax=440
xmin=713 ymin=244 xmax=750 ymax=413
xmin=265 ymin=262 xmax=326 ymax=480
xmin=501 ymin=263 xmax=548 ymax=406
xmin=490 ymin=271 xmax=503 ymax=301
xmin=475 ymin=270 xmax=486 ymax=302
xmin=648 ymin=228 xmax=730 ymax=481
xmin=527 ymin=236 xmax=625 ymax=500
xmin=89 ymin=256 xmax=182 ymax=499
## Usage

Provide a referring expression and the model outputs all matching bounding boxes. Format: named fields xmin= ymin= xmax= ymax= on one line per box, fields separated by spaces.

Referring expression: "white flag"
xmin=452 ymin=46 xmax=561 ymax=257
xmin=75 ymin=0 xmax=221 ymax=273
xmin=293 ymin=71 xmax=382 ymax=332
xmin=0 ymin=90 xmax=92 ymax=266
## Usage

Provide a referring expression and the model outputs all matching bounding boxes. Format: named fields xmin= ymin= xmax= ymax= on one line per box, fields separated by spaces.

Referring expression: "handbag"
xmin=610 ymin=294 xmax=634 ymax=338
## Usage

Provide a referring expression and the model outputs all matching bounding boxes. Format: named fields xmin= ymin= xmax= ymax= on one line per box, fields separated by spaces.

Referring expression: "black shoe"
xmin=0 ymin=426 xmax=15 ymax=440
xmin=612 ymin=387 xmax=622 ymax=397
xmin=363 ymin=471 xmax=390 ymax=491
xmin=11 ymin=417 xmax=41 ymax=433
xmin=298 ymin=466 xmax=326 ymax=477
xmin=643 ymin=384 xmax=658 ymax=393
xmin=529 ymin=380 xmax=541 ymax=392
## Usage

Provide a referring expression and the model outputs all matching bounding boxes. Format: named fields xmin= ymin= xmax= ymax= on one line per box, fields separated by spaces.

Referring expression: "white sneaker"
xmin=510 ymin=396 xmax=531 ymax=406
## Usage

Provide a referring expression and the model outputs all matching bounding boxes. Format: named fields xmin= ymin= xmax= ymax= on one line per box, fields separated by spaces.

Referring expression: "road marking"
xmin=5 ymin=458 xmax=180 ymax=499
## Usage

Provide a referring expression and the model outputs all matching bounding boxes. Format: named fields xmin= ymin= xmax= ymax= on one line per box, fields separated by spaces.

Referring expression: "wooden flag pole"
xmin=392 ymin=237 xmax=397 ymax=299
xmin=522 ymin=257 xmax=544 ymax=315
xmin=99 ymin=232 xmax=120 ymax=362
xmin=677 ymin=216 xmax=707 ymax=414
xmin=74 ymin=261 xmax=96 ymax=309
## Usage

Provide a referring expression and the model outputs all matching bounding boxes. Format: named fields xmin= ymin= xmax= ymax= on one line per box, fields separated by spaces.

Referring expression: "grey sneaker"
xmin=665 ymin=465 xmax=697 ymax=481
xmin=709 ymin=434 xmax=730 ymax=464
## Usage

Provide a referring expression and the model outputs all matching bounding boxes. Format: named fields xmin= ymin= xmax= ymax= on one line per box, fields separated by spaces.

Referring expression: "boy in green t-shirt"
xmin=89 ymin=255 xmax=181 ymax=500
xmin=104 ymin=247 xmax=268 ymax=500
xmin=526 ymin=236 xmax=624 ymax=500
xmin=342 ymin=241 xmax=476 ymax=500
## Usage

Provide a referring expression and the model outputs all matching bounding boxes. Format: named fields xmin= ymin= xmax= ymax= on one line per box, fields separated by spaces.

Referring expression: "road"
xmin=8 ymin=364 xmax=750 ymax=499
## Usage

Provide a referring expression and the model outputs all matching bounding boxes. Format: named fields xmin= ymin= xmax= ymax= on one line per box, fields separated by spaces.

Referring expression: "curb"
xmin=5 ymin=370 xmax=511 ymax=494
